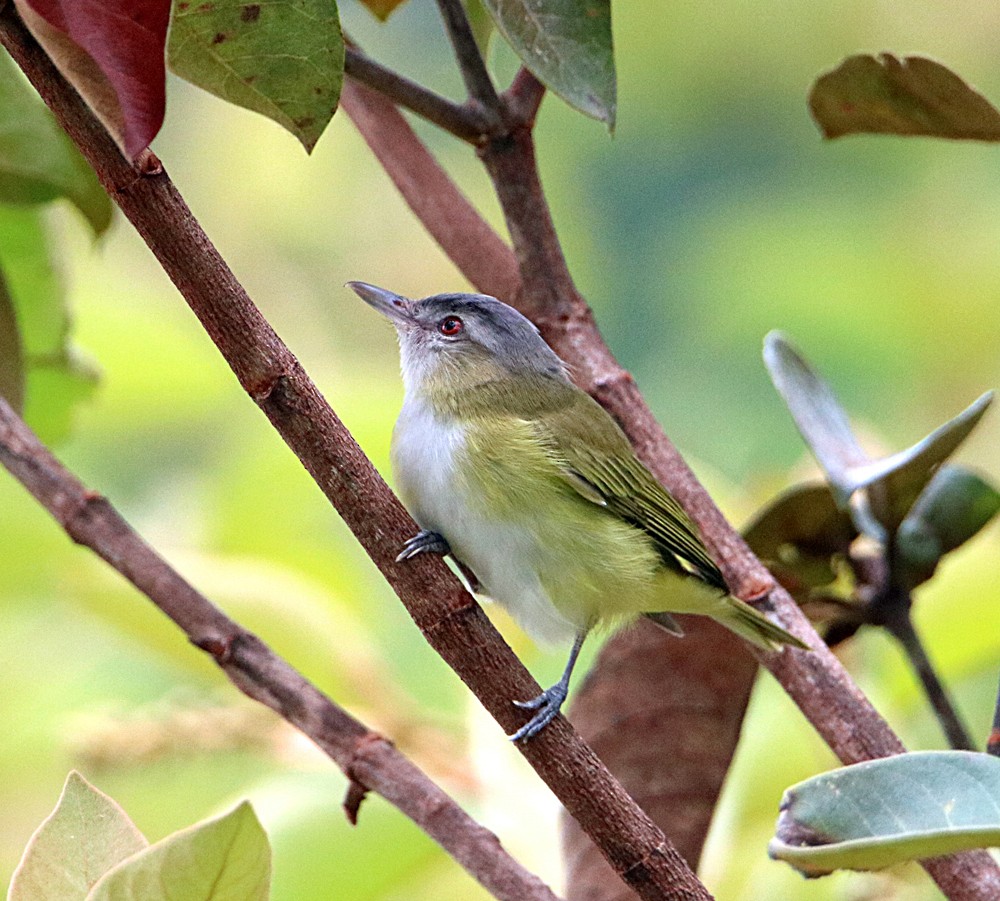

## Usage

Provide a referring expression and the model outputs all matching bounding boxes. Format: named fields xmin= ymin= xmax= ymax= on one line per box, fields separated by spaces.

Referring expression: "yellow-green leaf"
xmin=86 ymin=802 xmax=271 ymax=901
xmin=8 ymin=772 xmax=147 ymax=901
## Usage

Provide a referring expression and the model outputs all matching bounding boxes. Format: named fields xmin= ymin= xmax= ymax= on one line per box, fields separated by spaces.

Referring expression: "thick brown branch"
xmin=0 ymin=399 xmax=559 ymax=901
xmin=0 ymin=9 xmax=711 ymax=900
xmin=344 ymin=43 xmax=493 ymax=144
xmin=338 ymin=59 xmax=1000 ymax=900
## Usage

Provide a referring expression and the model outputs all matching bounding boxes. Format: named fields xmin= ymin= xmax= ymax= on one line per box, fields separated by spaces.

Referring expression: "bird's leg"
xmin=509 ymin=632 xmax=587 ymax=742
xmin=396 ymin=529 xmax=451 ymax=562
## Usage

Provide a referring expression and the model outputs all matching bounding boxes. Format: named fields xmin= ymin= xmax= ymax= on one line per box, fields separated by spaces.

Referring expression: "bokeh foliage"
xmin=1 ymin=1 xmax=999 ymax=899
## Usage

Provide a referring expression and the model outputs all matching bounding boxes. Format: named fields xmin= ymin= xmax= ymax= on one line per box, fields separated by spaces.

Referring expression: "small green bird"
xmin=350 ymin=282 xmax=808 ymax=741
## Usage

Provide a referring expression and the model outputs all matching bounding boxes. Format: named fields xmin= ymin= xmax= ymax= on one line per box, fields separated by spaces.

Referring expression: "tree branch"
xmin=0 ymin=399 xmax=560 ymax=901
xmin=342 ymin=56 xmax=1000 ymax=900
xmin=343 ymin=42 xmax=493 ymax=143
xmin=0 ymin=8 xmax=712 ymax=900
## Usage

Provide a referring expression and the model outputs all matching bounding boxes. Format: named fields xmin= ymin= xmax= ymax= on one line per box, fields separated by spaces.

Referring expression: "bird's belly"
xmin=392 ymin=405 xmax=662 ymax=643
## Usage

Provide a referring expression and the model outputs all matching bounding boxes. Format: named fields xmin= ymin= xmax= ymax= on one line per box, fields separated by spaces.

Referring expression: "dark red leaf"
xmin=15 ymin=0 xmax=171 ymax=159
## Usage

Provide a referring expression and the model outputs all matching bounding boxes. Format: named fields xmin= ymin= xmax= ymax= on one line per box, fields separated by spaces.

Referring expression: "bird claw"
xmin=509 ymin=683 xmax=569 ymax=742
xmin=396 ymin=529 xmax=451 ymax=562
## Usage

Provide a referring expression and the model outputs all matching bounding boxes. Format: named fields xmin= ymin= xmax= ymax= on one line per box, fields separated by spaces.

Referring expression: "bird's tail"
xmin=716 ymin=596 xmax=810 ymax=651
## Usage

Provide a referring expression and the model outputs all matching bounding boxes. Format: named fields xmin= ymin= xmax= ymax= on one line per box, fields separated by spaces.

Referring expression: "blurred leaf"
xmin=0 ymin=263 xmax=25 ymax=413
xmin=357 ymin=0 xmax=408 ymax=20
xmin=168 ymin=0 xmax=345 ymax=154
xmin=12 ymin=0 xmax=170 ymax=160
xmin=480 ymin=0 xmax=616 ymax=127
xmin=810 ymin=55 xmax=1000 ymax=142
xmin=0 ymin=53 xmax=112 ymax=234
xmin=896 ymin=465 xmax=1000 ymax=586
xmin=770 ymin=751 xmax=1000 ymax=876
xmin=88 ymin=802 xmax=271 ymax=901
xmin=8 ymin=772 xmax=148 ymax=901
xmin=464 ymin=0 xmax=494 ymax=57
xmin=744 ymin=482 xmax=855 ymax=593
xmin=763 ymin=331 xmax=868 ymax=506
xmin=851 ymin=391 xmax=993 ymax=531
xmin=0 ymin=206 xmax=98 ymax=443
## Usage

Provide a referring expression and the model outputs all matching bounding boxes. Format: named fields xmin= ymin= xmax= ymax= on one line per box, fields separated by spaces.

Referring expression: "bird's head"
xmin=348 ymin=282 xmax=567 ymax=395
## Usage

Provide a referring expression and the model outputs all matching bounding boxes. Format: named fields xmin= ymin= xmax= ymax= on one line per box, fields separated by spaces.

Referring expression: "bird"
xmin=349 ymin=282 xmax=809 ymax=741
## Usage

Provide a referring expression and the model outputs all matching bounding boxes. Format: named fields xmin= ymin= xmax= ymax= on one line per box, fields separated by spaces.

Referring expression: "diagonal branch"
xmin=341 ymin=58 xmax=1000 ymax=901
xmin=0 ymin=398 xmax=561 ymax=901
xmin=0 ymin=8 xmax=712 ymax=900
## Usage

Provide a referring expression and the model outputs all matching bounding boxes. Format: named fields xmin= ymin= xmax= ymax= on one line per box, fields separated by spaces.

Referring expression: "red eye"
xmin=439 ymin=316 xmax=463 ymax=336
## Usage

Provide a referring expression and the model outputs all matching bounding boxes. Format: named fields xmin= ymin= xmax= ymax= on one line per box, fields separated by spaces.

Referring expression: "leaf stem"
xmin=434 ymin=0 xmax=503 ymax=123
xmin=883 ymin=599 xmax=976 ymax=751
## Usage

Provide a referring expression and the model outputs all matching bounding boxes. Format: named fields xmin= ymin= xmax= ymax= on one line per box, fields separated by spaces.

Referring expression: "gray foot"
xmin=396 ymin=529 xmax=451 ymax=562
xmin=509 ymin=683 xmax=569 ymax=742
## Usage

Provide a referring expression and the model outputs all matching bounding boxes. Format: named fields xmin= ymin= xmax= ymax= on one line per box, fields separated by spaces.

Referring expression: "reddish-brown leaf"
xmin=13 ymin=0 xmax=171 ymax=159
xmin=810 ymin=54 xmax=1000 ymax=142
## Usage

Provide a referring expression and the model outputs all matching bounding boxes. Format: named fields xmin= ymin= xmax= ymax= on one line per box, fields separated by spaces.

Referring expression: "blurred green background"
xmin=3 ymin=1 xmax=1000 ymax=898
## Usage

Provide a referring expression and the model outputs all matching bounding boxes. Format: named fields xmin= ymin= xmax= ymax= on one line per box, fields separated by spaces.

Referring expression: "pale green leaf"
xmin=763 ymin=331 xmax=868 ymax=506
xmin=810 ymin=55 xmax=1000 ymax=142
xmin=168 ymin=0 xmax=345 ymax=153
xmin=481 ymin=0 xmax=616 ymax=126
xmin=86 ymin=802 xmax=271 ymax=901
xmin=0 ymin=53 xmax=112 ymax=234
xmin=8 ymin=772 xmax=147 ymax=901
xmin=770 ymin=751 xmax=1000 ymax=876
xmin=851 ymin=392 xmax=993 ymax=530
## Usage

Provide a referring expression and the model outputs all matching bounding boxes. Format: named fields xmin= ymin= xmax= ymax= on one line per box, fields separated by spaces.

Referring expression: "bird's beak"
xmin=347 ymin=281 xmax=414 ymax=327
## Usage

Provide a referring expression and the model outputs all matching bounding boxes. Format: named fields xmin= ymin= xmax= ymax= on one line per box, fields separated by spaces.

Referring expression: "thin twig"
xmin=0 ymin=399 xmax=562 ymax=901
xmin=344 ymin=43 xmax=494 ymax=143
xmin=884 ymin=606 xmax=976 ymax=751
xmin=434 ymin=0 xmax=502 ymax=121
xmin=0 ymin=8 xmax=712 ymax=899
xmin=338 ymin=46 xmax=1000 ymax=901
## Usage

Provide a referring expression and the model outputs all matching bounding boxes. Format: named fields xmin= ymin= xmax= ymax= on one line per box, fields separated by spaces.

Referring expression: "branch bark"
xmin=0 ymin=398 xmax=560 ymax=901
xmin=340 ymin=64 xmax=1000 ymax=900
xmin=0 ymin=8 xmax=712 ymax=900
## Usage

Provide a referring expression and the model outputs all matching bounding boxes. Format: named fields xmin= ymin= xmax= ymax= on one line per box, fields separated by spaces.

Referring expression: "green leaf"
xmin=0 ymin=262 xmax=25 ymax=413
xmin=810 ymin=55 xmax=1000 ymax=142
xmin=0 ymin=206 xmax=98 ymax=444
xmin=8 ymin=772 xmax=148 ymax=901
xmin=770 ymin=751 xmax=1000 ymax=876
xmin=480 ymin=0 xmax=616 ymax=127
xmin=0 ymin=53 xmax=112 ymax=234
xmin=851 ymin=392 xmax=993 ymax=531
xmin=743 ymin=482 xmax=855 ymax=592
xmin=896 ymin=465 xmax=1000 ymax=586
xmin=87 ymin=802 xmax=271 ymax=901
xmin=763 ymin=332 xmax=869 ymax=506
xmin=168 ymin=0 xmax=345 ymax=154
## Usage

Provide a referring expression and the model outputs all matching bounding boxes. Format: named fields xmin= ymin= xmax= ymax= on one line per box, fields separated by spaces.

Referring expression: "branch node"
xmin=192 ymin=632 xmax=238 ymax=664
